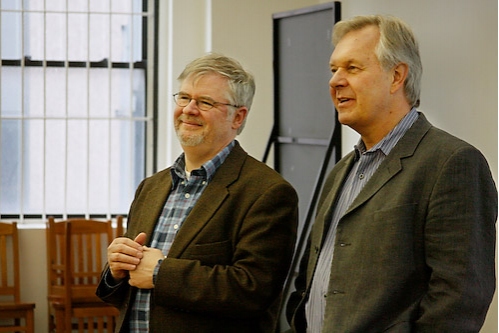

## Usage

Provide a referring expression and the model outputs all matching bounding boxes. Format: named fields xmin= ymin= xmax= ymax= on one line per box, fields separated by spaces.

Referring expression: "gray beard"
xmin=176 ymin=132 xmax=205 ymax=147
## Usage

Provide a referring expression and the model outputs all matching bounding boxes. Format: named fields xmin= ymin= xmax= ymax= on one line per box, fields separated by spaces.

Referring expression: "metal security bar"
xmin=0 ymin=0 xmax=156 ymax=222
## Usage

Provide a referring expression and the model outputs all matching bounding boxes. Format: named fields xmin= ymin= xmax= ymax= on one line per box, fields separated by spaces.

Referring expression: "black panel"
xmin=268 ymin=3 xmax=342 ymax=331
xmin=270 ymin=1 xmax=341 ymax=256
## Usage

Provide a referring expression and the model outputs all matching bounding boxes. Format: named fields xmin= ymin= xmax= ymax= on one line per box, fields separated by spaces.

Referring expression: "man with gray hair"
xmin=97 ymin=53 xmax=298 ymax=332
xmin=287 ymin=14 xmax=496 ymax=332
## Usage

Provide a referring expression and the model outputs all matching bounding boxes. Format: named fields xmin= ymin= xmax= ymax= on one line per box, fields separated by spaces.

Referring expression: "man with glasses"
xmin=97 ymin=53 xmax=298 ymax=332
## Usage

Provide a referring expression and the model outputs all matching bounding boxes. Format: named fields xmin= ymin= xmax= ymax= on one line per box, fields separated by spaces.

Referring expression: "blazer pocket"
xmin=382 ymin=320 xmax=412 ymax=332
xmin=183 ymin=240 xmax=232 ymax=266
xmin=369 ymin=203 xmax=418 ymax=274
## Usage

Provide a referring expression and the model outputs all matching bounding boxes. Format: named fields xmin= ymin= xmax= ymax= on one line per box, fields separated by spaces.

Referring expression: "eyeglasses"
xmin=173 ymin=93 xmax=240 ymax=111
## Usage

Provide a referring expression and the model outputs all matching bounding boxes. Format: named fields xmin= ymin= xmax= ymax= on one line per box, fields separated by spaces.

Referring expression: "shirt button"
xmin=173 ymin=224 xmax=179 ymax=230
xmin=359 ymin=173 xmax=365 ymax=179
xmin=185 ymin=193 xmax=190 ymax=198
xmin=202 ymin=181 xmax=206 ymax=185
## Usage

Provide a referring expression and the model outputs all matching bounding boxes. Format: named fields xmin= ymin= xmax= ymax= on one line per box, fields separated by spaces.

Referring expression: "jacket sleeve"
xmin=285 ymin=238 xmax=310 ymax=332
xmin=95 ymin=179 xmax=148 ymax=307
xmin=415 ymin=145 xmax=497 ymax=331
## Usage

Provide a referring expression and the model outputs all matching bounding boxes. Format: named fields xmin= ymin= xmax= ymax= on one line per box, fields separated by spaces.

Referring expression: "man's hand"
xmin=107 ymin=232 xmax=147 ymax=282
xmin=129 ymin=246 xmax=165 ymax=289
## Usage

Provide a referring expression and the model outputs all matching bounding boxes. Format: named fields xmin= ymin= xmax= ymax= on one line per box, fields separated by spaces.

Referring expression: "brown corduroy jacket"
xmin=97 ymin=142 xmax=299 ymax=333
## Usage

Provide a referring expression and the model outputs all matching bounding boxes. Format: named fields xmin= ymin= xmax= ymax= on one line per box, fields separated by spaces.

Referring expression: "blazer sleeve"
xmin=96 ymin=178 xmax=148 ymax=306
xmin=416 ymin=144 xmax=497 ymax=331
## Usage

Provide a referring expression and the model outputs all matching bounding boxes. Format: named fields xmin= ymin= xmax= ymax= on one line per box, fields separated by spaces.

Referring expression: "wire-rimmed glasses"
xmin=173 ymin=93 xmax=240 ymax=111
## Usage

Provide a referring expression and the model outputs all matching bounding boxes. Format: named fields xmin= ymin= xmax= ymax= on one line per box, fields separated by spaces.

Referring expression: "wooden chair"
xmin=46 ymin=217 xmax=122 ymax=332
xmin=115 ymin=215 xmax=124 ymax=239
xmin=0 ymin=221 xmax=35 ymax=333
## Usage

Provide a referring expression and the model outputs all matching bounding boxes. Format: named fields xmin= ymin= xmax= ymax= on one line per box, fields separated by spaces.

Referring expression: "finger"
xmin=109 ymin=251 xmax=142 ymax=266
xmin=134 ymin=232 xmax=147 ymax=245
xmin=109 ymin=236 xmax=143 ymax=252
xmin=108 ymin=241 xmax=143 ymax=260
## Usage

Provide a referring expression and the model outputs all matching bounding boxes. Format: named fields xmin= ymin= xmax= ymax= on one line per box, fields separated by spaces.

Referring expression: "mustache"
xmin=177 ymin=115 xmax=204 ymax=126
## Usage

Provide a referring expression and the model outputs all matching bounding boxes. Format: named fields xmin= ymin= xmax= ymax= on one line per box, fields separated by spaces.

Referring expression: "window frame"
xmin=0 ymin=0 xmax=158 ymax=223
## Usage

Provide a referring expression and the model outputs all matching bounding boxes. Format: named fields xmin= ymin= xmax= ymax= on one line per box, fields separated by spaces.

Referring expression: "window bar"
xmin=20 ymin=1 xmax=25 ymax=223
xmin=64 ymin=0 xmax=70 ymax=220
xmin=42 ymin=0 xmax=48 ymax=222
xmin=165 ymin=0 xmax=175 ymax=169
xmin=128 ymin=4 xmax=136 ymax=217
xmin=0 ymin=8 xmax=2 ymax=216
xmin=149 ymin=0 xmax=158 ymax=174
xmin=42 ymin=0 xmax=51 ymax=220
xmin=86 ymin=0 xmax=91 ymax=219
xmin=107 ymin=1 xmax=112 ymax=220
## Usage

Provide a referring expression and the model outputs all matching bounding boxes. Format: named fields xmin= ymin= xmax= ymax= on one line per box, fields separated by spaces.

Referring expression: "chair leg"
xmin=26 ymin=309 xmax=35 ymax=333
xmin=54 ymin=307 xmax=65 ymax=332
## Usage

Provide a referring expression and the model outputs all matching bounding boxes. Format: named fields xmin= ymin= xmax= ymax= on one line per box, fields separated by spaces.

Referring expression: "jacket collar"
xmin=167 ymin=142 xmax=247 ymax=257
xmin=325 ymin=112 xmax=432 ymax=220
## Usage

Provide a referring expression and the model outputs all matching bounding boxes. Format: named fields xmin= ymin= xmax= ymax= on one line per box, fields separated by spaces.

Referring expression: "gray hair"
xmin=177 ymin=53 xmax=256 ymax=133
xmin=333 ymin=15 xmax=422 ymax=107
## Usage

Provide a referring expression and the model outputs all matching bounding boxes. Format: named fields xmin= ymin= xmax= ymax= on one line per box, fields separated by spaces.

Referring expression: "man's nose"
xmin=329 ymin=69 xmax=347 ymax=88
xmin=182 ymin=99 xmax=200 ymax=114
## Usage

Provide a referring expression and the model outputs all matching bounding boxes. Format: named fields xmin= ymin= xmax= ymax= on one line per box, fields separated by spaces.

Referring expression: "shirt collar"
xmin=354 ymin=108 xmax=419 ymax=158
xmin=170 ymin=140 xmax=236 ymax=186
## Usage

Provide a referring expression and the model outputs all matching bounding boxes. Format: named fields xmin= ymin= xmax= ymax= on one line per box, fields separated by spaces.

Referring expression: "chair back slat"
xmin=0 ymin=235 xmax=9 ymax=292
xmin=46 ymin=216 xmax=121 ymax=332
xmin=0 ymin=221 xmax=36 ymax=333
xmin=0 ymin=222 xmax=20 ymax=302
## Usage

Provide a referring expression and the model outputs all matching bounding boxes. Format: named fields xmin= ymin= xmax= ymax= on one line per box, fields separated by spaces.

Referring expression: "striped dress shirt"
xmin=305 ymin=109 xmax=419 ymax=332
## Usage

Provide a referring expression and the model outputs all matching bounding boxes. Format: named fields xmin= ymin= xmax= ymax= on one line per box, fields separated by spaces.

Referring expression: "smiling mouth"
xmin=337 ymin=97 xmax=352 ymax=105
xmin=183 ymin=121 xmax=201 ymax=126
xmin=179 ymin=116 xmax=203 ymax=127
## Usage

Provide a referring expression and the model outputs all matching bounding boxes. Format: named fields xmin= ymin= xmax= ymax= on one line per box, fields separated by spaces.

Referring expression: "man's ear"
xmin=232 ymin=106 xmax=248 ymax=130
xmin=391 ymin=62 xmax=409 ymax=94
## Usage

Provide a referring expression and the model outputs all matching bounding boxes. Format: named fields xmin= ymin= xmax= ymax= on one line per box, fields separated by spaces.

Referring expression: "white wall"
xmin=17 ymin=0 xmax=497 ymax=331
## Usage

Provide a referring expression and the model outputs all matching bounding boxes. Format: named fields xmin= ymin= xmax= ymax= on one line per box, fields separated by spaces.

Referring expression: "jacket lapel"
xmin=133 ymin=170 xmax=173 ymax=245
xmin=317 ymin=153 xmax=355 ymax=241
xmin=167 ymin=144 xmax=246 ymax=258
xmin=344 ymin=113 xmax=432 ymax=216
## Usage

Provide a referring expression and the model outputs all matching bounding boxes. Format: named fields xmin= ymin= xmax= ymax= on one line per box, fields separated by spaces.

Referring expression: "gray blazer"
xmin=97 ymin=143 xmax=299 ymax=333
xmin=289 ymin=113 xmax=497 ymax=332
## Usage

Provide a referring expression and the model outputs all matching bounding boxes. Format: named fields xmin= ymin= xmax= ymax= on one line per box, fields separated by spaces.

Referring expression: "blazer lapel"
xmin=133 ymin=170 xmax=173 ymax=245
xmin=167 ymin=144 xmax=246 ymax=258
xmin=317 ymin=153 xmax=356 ymax=243
xmin=344 ymin=113 xmax=432 ymax=216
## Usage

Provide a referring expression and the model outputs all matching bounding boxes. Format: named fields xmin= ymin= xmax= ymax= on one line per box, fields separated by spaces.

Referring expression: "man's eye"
xmin=200 ymin=100 xmax=214 ymax=108
xmin=179 ymin=95 xmax=191 ymax=101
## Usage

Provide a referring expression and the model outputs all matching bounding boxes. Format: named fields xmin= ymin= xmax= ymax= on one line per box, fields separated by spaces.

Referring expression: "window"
xmin=0 ymin=0 xmax=156 ymax=222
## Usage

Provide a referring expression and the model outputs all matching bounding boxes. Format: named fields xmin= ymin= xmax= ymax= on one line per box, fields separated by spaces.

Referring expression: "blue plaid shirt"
xmin=129 ymin=140 xmax=236 ymax=332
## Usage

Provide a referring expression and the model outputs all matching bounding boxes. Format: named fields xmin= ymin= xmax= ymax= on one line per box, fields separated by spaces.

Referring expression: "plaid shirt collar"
xmin=170 ymin=140 xmax=237 ymax=188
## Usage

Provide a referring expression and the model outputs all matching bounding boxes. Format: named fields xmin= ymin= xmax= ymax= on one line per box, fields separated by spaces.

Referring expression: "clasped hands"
xmin=107 ymin=232 xmax=165 ymax=289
